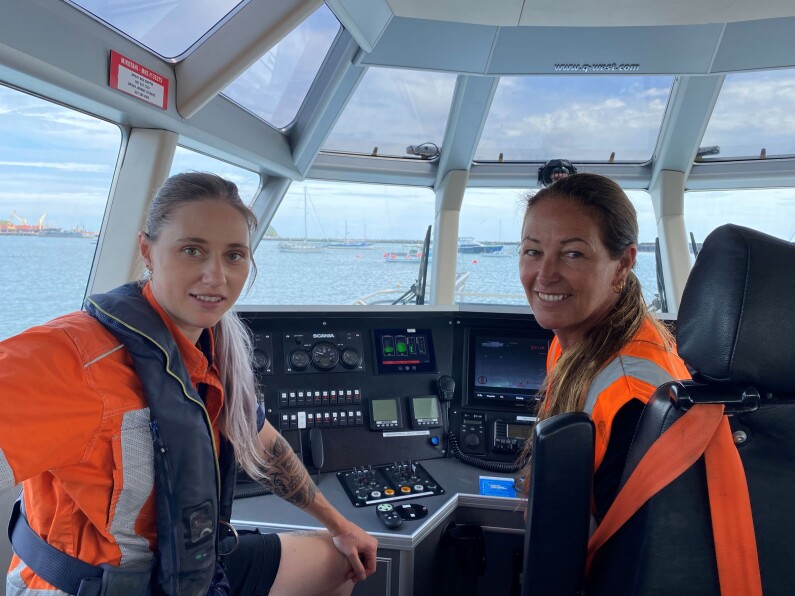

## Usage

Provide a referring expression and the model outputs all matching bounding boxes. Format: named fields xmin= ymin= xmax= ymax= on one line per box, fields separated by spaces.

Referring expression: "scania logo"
xmin=313 ymin=333 xmax=335 ymax=339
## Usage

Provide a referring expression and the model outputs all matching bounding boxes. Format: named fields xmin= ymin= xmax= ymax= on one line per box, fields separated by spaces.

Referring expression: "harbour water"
xmin=0 ymin=236 xmax=659 ymax=340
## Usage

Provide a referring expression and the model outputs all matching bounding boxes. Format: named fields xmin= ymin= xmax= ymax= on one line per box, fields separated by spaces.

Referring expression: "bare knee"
xmin=269 ymin=531 xmax=354 ymax=596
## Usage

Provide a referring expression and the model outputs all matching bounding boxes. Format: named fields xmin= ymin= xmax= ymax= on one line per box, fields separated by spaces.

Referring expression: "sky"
xmin=1 ymin=5 xmax=794 ymax=244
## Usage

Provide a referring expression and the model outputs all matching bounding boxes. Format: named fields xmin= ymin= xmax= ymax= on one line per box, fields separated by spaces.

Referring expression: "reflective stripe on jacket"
xmin=547 ymin=318 xmax=691 ymax=471
xmin=1 ymin=283 xmax=226 ymax=594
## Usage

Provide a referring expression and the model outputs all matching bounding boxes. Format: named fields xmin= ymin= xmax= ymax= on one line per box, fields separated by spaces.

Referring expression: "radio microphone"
xmin=437 ymin=375 xmax=455 ymax=436
xmin=437 ymin=375 xmax=455 ymax=402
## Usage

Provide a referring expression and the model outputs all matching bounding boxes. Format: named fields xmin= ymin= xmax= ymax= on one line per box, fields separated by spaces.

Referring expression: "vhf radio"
xmin=459 ymin=413 xmax=536 ymax=458
xmin=492 ymin=417 xmax=536 ymax=453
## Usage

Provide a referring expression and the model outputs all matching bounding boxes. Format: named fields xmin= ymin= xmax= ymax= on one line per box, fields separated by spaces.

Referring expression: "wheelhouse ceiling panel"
xmin=711 ymin=17 xmax=795 ymax=72
xmin=384 ymin=0 xmax=795 ymax=26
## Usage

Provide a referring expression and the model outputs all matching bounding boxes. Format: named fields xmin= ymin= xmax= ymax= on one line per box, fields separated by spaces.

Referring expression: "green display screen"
xmin=372 ymin=399 xmax=398 ymax=421
xmin=412 ymin=397 xmax=439 ymax=419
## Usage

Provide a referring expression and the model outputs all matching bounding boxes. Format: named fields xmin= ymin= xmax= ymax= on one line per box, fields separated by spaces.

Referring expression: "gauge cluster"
xmin=283 ymin=331 xmax=365 ymax=374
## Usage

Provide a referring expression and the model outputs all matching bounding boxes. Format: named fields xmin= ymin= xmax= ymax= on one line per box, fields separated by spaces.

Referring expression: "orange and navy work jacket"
xmin=0 ymin=283 xmax=225 ymax=594
xmin=546 ymin=318 xmax=691 ymax=471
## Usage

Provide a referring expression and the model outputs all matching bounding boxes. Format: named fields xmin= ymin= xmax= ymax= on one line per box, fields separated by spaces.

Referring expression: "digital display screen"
xmin=470 ymin=332 xmax=549 ymax=405
xmin=412 ymin=397 xmax=439 ymax=419
xmin=372 ymin=399 xmax=398 ymax=422
xmin=373 ymin=328 xmax=437 ymax=374
xmin=507 ymin=423 xmax=534 ymax=440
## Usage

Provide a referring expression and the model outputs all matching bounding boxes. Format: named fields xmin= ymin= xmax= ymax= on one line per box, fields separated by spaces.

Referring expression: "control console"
xmin=337 ymin=461 xmax=444 ymax=507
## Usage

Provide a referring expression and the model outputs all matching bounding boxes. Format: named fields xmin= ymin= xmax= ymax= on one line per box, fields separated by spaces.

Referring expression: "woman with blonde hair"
xmin=1 ymin=172 xmax=377 ymax=595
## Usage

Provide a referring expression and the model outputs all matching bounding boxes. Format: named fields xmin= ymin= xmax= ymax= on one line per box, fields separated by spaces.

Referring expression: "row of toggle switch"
xmin=279 ymin=388 xmax=362 ymax=408
xmin=280 ymin=408 xmax=364 ymax=430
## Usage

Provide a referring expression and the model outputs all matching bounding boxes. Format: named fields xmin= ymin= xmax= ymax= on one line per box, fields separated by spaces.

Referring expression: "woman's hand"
xmin=330 ymin=521 xmax=379 ymax=582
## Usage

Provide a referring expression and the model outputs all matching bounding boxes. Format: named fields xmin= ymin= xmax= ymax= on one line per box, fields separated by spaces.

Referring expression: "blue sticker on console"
xmin=479 ymin=476 xmax=516 ymax=497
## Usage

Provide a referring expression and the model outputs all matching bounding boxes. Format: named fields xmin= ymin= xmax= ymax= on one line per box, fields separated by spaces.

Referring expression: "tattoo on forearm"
xmin=261 ymin=434 xmax=318 ymax=508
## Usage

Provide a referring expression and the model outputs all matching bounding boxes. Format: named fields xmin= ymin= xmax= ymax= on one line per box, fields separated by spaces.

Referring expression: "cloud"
xmin=323 ymin=67 xmax=457 ymax=156
xmin=701 ymin=71 xmax=795 ymax=156
xmin=476 ymin=76 xmax=671 ymax=161
xmin=0 ymin=161 xmax=109 ymax=172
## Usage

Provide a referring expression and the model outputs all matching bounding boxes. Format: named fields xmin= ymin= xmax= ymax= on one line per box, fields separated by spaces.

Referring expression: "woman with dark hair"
xmin=517 ymin=173 xmax=690 ymax=519
xmin=0 ymin=172 xmax=377 ymax=595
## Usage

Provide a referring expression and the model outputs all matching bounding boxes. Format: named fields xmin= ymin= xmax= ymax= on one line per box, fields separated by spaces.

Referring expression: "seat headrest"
xmin=677 ymin=224 xmax=795 ymax=394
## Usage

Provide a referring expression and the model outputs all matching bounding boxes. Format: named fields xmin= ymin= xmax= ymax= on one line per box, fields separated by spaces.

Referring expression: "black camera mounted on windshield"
xmin=537 ymin=159 xmax=577 ymax=187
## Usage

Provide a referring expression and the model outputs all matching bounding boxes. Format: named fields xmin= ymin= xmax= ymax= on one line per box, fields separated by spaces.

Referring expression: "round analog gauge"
xmin=252 ymin=349 xmax=271 ymax=371
xmin=311 ymin=342 xmax=339 ymax=370
xmin=340 ymin=347 xmax=362 ymax=369
xmin=289 ymin=349 xmax=310 ymax=370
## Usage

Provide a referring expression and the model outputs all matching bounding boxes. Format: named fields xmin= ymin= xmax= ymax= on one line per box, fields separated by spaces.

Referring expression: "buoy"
xmin=472 ymin=259 xmax=478 ymax=264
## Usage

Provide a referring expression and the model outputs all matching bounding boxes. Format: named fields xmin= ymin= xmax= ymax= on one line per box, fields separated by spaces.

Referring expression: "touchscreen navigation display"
xmin=470 ymin=332 xmax=549 ymax=405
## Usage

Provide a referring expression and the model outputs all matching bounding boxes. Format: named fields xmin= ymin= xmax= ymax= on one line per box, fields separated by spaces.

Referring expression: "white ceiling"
xmin=386 ymin=0 xmax=795 ymax=27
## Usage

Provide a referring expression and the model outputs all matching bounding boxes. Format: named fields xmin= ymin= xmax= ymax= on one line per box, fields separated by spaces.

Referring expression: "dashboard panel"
xmin=238 ymin=309 xmax=553 ymax=477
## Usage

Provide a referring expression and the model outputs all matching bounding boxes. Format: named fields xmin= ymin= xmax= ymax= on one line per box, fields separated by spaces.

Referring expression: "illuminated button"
xmin=384 ymin=489 xmax=395 ymax=496
xmin=400 ymin=486 xmax=411 ymax=493
xmin=413 ymin=484 xmax=424 ymax=491
xmin=370 ymin=491 xmax=382 ymax=499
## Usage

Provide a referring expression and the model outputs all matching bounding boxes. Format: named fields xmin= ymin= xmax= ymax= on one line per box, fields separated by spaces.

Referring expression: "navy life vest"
xmin=8 ymin=283 xmax=237 ymax=596
xmin=87 ymin=283 xmax=237 ymax=595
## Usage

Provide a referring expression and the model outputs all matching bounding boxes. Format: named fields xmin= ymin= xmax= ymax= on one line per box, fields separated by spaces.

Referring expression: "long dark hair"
xmin=517 ymin=174 xmax=673 ymax=477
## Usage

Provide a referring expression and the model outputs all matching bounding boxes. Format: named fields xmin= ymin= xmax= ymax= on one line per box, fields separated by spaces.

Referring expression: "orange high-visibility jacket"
xmin=546 ymin=318 xmax=691 ymax=471
xmin=0 ymin=283 xmax=225 ymax=593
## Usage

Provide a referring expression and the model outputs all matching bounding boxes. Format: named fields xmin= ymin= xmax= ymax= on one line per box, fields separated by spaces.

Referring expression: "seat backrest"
xmin=588 ymin=224 xmax=795 ymax=595
xmin=522 ymin=412 xmax=594 ymax=596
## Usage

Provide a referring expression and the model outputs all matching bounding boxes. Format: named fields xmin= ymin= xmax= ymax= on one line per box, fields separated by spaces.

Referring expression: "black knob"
xmin=464 ymin=434 xmax=480 ymax=448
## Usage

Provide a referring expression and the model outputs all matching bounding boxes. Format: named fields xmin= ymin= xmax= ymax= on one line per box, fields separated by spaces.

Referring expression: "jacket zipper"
xmin=150 ymin=419 xmax=179 ymax=595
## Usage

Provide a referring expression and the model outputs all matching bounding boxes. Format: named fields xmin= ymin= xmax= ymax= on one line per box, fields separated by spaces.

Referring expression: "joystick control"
xmin=376 ymin=503 xmax=403 ymax=529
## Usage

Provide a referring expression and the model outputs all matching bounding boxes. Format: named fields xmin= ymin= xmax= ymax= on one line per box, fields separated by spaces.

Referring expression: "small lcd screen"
xmin=373 ymin=328 xmax=436 ymax=374
xmin=412 ymin=397 xmax=439 ymax=419
xmin=507 ymin=423 xmax=534 ymax=440
xmin=371 ymin=399 xmax=399 ymax=422
xmin=470 ymin=332 xmax=549 ymax=405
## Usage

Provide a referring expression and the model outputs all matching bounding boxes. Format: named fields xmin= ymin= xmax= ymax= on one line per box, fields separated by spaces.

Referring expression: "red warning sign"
xmin=109 ymin=50 xmax=168 ymax=110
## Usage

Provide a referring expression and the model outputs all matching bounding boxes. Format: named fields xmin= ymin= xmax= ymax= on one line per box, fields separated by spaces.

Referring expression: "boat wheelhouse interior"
xmin=2 ymin=0 xmax=795 ymax=594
